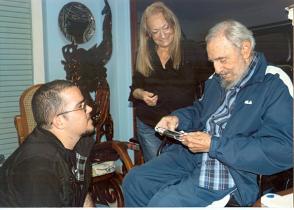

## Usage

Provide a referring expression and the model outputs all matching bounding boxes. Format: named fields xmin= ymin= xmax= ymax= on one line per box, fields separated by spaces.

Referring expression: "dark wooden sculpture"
xmin=61 ymin=0 xmax=113 ymax=142
xmin=61 ymin=0 xmax=134 ymax=206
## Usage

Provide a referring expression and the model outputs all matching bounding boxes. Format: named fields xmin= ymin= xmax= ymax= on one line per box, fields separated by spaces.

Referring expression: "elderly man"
xmin=0 ymin=80 xmax=95 ymax=207
xmin=122 ymin=20 xmax=293 ymax=207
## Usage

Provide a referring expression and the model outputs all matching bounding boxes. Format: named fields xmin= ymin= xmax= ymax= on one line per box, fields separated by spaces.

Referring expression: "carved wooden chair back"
xmin=93 ymin=80 xmax=113 ymax=142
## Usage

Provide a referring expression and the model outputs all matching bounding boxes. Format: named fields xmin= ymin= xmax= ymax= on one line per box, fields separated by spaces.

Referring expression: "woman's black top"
xmin=129 ymin=43 xmax=201 ymax=127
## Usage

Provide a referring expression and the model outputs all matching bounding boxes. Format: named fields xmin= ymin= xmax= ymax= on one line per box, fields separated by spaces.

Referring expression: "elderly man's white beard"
xmin=221 ymin=78 xmax=240 ymax=90
xmin=221 ymin=66 xmax=249 ymax=90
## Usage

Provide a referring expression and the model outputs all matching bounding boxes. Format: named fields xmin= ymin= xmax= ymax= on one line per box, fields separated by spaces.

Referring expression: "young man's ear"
xmin=51 ymin=115 xmax=65 ymax=129
xmin=241 ymin=40 xmax=252 ymax=60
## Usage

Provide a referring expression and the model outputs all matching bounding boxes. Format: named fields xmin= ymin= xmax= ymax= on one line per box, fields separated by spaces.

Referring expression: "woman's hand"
xmin=133 ymin=88 xmax=158 ymax=106
xmin=142 ymin=91 xmax=158 ymax=106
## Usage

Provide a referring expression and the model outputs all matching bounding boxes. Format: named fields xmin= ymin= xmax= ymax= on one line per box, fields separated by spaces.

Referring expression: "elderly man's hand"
xmin=180 ymin=131 xmax=211 ymax=153
xmin=155 ymin=115 xmax=179 ymax=131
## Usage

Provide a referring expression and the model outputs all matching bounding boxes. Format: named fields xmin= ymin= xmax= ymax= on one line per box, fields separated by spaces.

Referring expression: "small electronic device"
xmin=155 ymin=127 xmax=185 ymax=141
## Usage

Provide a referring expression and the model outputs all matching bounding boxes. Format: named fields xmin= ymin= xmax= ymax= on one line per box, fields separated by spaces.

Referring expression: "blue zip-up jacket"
xmin=172 ymin=53 xmax=293 ymax=206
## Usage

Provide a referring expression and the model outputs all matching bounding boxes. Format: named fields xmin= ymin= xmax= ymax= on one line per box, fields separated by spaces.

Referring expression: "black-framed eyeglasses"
xmin=57 ymin=100 xmax=87 ymax=116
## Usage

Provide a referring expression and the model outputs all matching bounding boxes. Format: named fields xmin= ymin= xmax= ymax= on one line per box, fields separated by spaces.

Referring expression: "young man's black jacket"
xmin=0 ymin=126 xmax=94 ymax=207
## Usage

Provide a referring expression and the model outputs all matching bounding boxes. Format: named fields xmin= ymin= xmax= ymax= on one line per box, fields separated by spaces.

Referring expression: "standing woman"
xmin=129 ymin=1 xmax=199 ymax=162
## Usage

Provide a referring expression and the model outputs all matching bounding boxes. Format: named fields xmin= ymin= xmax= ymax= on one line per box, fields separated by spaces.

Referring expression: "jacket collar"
xmin=33 ymin=126 xmax=65 ymax=147
xmin=245 ymin=52 xmax=268 ymax=85
xmin=30 ymin=126 xmax=74 ymax=162
xmin=148 ymin=40 xmax=173 ymax=70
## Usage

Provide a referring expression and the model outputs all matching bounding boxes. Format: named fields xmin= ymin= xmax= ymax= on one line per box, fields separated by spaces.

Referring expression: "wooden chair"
xmin=14 ymin=84 xmax=42 ymax=144
xmin=14 ymin=83 xmax=136 ymax=207
xmin=258 ymin=169 xmax=293 ymax=197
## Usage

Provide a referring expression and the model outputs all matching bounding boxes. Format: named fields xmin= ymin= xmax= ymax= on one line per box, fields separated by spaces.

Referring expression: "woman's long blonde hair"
xmin=136 ymin=1 xmax=182 ymax=77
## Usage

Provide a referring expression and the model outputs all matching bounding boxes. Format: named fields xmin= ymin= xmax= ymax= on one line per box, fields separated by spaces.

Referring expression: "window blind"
xmin=0 ymin=0 xmax=33 ymax=158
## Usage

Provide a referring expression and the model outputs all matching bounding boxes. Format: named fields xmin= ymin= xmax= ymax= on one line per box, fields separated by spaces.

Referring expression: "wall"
xmin=42 ymin=0 xmax=133 ymax=141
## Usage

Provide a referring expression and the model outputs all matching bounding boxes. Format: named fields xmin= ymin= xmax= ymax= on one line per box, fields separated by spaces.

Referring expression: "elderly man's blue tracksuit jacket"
xmin=173 ymin=53 xmax=293 ymax=206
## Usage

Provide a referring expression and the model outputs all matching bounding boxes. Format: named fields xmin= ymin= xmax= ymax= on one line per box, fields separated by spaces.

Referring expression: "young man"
xmin=122 ymin=20 xmax=293 ymax=207
xmin=0 ymin=80 xmax=95 ymax=207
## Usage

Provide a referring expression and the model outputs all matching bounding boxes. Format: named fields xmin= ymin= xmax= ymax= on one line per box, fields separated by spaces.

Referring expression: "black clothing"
xmin=0 ymin=127 xmax=94 ymax=207
xmin=129 ymin=43 xmax=200 ymax=127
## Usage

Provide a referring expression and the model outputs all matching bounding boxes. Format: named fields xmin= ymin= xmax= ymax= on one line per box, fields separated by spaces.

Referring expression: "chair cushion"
xmin=91 ymin=145 xmax=119 ymax=163
xmin=92 ymin=161 xmax=116 ymax=177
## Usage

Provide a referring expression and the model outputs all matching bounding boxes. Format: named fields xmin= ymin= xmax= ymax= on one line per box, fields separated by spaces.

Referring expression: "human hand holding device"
xmin=155 ymin=127 xmax=186 ymax=141
xmin=155 ymin=115 xmax=179 ymax=131
xmin=180 ymin=131 xmax=211 ymax=153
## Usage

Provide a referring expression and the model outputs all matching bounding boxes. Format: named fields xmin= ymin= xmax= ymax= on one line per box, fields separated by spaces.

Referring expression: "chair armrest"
xmin=111 ymin=140 xmax=134 ymax=171
xmin=14 ymin=115 xmax=25 ymax=144
xmin=91 ymin=141 xmax=134 ymax=173
xmin=127 ymin=137 xmax=144 ymax=165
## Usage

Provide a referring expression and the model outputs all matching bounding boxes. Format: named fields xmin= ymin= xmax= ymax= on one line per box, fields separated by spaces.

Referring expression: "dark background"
xmin=132 ymin=0 xmax=293 ymax=81
xmin=136 ymin=0 xmax=293 ymax=42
